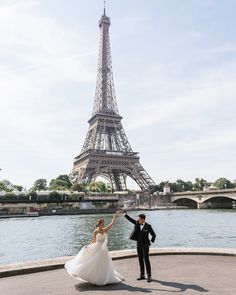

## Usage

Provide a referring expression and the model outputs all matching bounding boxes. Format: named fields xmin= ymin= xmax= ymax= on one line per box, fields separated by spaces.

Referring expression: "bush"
xmin=4 ymin=193 xmax=17 ymax=200
xmin=49 ymin=191 xmax=62 ymax=201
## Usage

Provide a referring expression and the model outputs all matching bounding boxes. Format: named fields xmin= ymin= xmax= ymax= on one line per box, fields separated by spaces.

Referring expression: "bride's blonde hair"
xmin=96 ymin=219 xmax=104 ymax=227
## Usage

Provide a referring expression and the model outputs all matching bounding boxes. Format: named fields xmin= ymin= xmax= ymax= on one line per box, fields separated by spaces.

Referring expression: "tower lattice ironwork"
xmin=71 ymin=8 xmax=156 ymax=192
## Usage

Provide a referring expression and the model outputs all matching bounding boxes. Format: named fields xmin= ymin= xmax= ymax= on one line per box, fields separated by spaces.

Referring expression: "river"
xmin=0 ymin=209 xmax=235 ymax=265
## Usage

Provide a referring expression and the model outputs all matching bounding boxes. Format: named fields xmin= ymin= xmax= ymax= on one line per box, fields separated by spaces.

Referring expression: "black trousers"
xmin=137 ymin=242 xmax=151 ymax=277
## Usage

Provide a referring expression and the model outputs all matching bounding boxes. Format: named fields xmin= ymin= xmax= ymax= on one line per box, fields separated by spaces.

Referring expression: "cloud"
xmin=0 ymin=0 xmax=97 ymax=187
xmin=0 ymin=1 xmax=236 ymax=187
xmin=165 ymin=128 xmax=236 ymax=155
xmin=0 ymin=0 xmax=96 ymax=81
xmin=119 ymin=46 xmax=236 ymax=183
xmin=118 ymin=15 xmax=147 ymax=30
xmin=124 ymin=59 xmax=236 ymax=132
xmin=204 ymin=43 xmax=236 ymax=55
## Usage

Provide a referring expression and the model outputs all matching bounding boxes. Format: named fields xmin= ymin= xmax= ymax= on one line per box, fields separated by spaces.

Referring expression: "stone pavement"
xmin=0 ymin=255 xmax=235 ymax=295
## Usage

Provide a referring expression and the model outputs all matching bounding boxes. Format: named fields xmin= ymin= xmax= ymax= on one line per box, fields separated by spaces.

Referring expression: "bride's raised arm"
xmin=104 ymin=211 xmax=119 ymax=233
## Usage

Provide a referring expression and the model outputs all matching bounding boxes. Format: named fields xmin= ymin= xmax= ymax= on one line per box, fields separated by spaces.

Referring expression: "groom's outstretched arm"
xmin=123 ymin=212 xmax=136 ymax=225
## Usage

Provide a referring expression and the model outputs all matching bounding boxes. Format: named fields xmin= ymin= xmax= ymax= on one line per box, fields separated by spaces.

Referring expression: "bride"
xmin=65 ymin=210 xmax=124 ymax=286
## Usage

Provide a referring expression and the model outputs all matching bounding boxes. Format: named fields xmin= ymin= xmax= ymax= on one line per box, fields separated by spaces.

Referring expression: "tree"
xmin=156 ymin=182 xmax=166 ymax=192
xmin=214 ymin=178 xmax=235 ymax=189
xmin=48 ymin=175 xmax=72 ymax=191
xmin=168 ymin=179 xmax=194 ymax=192
xmin=14 ymin=185 xmax=23 ymax=192
xmin=56 ymin=175 xmax=72 ymax=188
xmin=31 ymin=179 xmax=47 ymax=191
xmin=0 ymin=181 xmax=5 ymax=191
xmin=193 ymin=178 xmax=208 ymax=191
xmin=175 ymin=180 xmax=185 ymax=192
xmin=96 ymin=181 xmax=107 ymax=192
xmin=169 ymin=182 xmax=179 ymax=193
xmin=49 ymin=179 xmax=70 ymax=191
xmin=0 ymin=180 xmax=14 ymax=192
xmin=171 ymin=179 xmax=193 ymax=192
xmin=106 ymin=183 xmax=112 ymax=193
xmin=86 ymin=181 xmax=107 ymax=193
xmin=183 ymin=181 xmax=193 ymax=191
xmin=149 ymin=184 xmax=160 ymax=193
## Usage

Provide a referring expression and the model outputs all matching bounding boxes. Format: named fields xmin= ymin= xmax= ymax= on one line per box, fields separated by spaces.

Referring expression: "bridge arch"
xmin=203 ymin=195 xmax=236 ymax=202
xmin=172 ymin=197 xmax=198 ymax=208
xmin=202 ymin=196 xmax=236 ymax=209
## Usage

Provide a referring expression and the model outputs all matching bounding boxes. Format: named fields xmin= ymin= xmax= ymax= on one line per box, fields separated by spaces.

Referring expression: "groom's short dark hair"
xmin=138 ymin=214 xmax=146 ymax=220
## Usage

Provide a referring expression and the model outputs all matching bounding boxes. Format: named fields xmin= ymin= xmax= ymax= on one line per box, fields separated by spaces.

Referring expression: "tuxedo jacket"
xmin=125 ymin=214 xmax=156 ymax=246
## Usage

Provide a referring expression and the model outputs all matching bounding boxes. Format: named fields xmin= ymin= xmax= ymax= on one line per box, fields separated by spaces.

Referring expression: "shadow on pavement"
xmin=75 ymin=281 xmax=161 ymax=293
xmin=74 ymin=279 xmax=208 ymax=293
xmin=153 ymin=279 xmax=209 ymax=293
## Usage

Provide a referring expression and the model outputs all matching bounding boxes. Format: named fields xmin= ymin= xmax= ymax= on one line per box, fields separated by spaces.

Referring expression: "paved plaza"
xmin=0 ymin=255 xmax=235 ymax=295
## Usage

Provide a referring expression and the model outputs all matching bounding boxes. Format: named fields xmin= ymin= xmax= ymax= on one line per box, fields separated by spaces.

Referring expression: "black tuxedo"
xmin=125 ymin=213 xmax=156 ymax=277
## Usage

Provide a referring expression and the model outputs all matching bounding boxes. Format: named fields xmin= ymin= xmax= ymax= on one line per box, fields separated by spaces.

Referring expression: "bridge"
xmin=171 ymin=188 xmax=236 ymax=209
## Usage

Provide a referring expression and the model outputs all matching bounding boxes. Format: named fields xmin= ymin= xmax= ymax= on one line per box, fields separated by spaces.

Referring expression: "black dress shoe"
xmin=147 ymin=276 xmax=152 ymax=283
xmin=137 ymin=276 xmax=146 ymax=280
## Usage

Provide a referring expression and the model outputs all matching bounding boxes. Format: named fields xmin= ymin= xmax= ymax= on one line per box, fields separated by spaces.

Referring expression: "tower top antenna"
xmin=104 ymin=0 xmax=106 ymax=15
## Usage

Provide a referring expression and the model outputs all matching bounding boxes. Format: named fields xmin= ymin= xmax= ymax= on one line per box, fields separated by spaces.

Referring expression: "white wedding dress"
xmin=65 ymin=233 xmax=124 ymax=286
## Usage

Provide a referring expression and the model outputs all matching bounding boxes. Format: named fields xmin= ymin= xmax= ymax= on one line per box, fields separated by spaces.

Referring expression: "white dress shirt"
xmin=140 ymin=223 xmax=145 ymax=231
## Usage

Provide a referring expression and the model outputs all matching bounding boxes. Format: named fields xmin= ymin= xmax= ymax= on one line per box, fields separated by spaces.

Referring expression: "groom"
xmin=122 ymin=211 xmax=156 ymax=282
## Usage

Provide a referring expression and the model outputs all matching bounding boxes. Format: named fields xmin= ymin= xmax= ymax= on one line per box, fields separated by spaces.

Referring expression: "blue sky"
xmin=0 ymin=0 xmax=236 ymax=189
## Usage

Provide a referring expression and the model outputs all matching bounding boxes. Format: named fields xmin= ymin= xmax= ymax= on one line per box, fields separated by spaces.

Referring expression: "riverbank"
xmin=0 ymin=248 xmax=236 ymax=295
xmin=0 ymin=206 xmax=195 ymax=218
xmin=0 ymin=207 xmax=118 ymax=218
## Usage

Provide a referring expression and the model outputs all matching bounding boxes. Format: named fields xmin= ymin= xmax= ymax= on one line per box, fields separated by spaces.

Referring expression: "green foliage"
xmin=4 ymin=192 xmax=17 ymax=200
xmin=158 ymin=182 xmax=166 ymax=192
xmin=0 ymin=180 xmax=25 ymax=193
xmin=13 ymin=185 xmax=23 ymax=192
xmin=149 ymin=185 xmax=159 ymax=193
xmin=0 ymin=180 xmax=13 ymax=192
xmin=0 ymin=182 xmax=5 ymax=191
xmin=49 ymin=175 xmax=72 ymax=191
xmin=169 ymin=182 xmax=180 ymax=193
xmin=214 ymin=178 xmax=235 ymax=189
xmin=17 ymin=194 xmax=28 ymax=201
xmin=31 ymin=179 xmax=47 ymax=191
xmin=106 ymin=183 xmax=112 ymax=193
xmin=86 ymin=181 xmax=107 ymax=192
xmin=56 ymin=175 xmax=72 ymax=188
xmin=49 ymin=179 xmax=70 ymax=191
xmin=169 ymin=179 xmax=193 ymax=193
xmin=48 ymin=191 xmax=62 ymax=201
xmin=28 ymin=191 xmax=37 ymax=197
xmin=193 ymin=178 xmax=209 ymax=191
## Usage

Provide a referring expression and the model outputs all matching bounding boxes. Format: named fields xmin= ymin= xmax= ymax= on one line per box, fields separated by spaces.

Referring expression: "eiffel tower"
xmin=71 ymin=8 xmax=156 ymax=192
